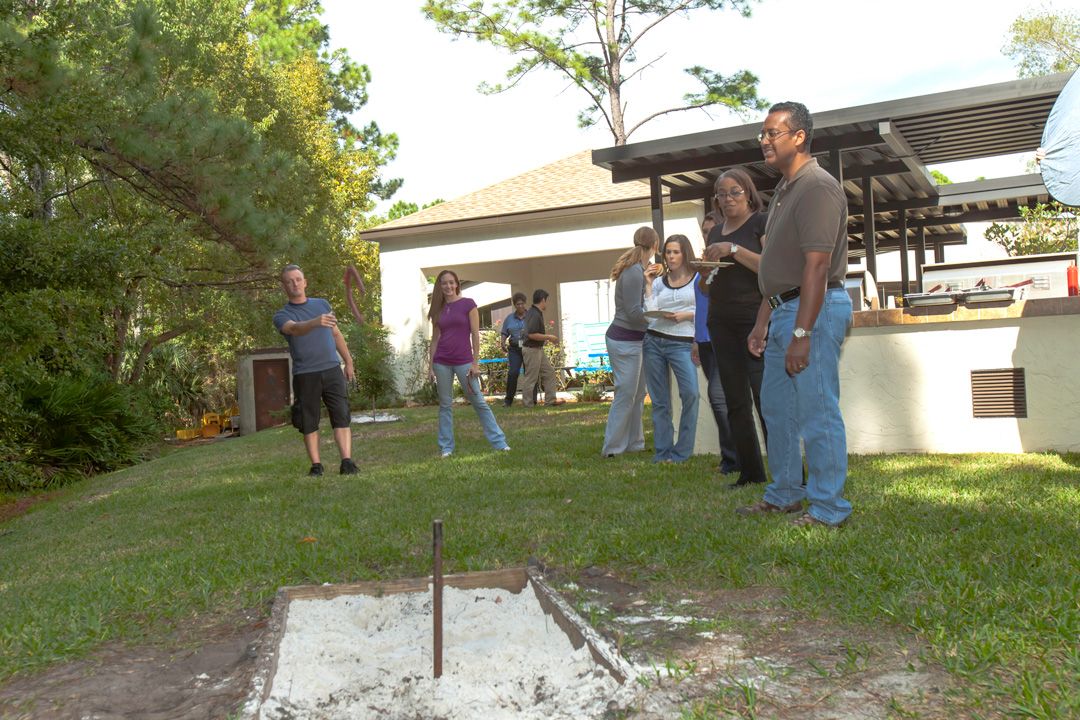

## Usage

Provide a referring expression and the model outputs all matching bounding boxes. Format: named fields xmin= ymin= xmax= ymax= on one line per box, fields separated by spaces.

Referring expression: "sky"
xmin=321 ymin=0 xmax=1047 ymax=213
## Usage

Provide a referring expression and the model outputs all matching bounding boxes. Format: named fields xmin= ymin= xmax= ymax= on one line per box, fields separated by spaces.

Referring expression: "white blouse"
xmin=644 ymin=273 xmax=697 ymax=338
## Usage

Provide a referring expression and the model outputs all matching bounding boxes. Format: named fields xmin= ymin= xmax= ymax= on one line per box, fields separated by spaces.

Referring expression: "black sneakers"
xmin=309 ymin=460 xmax=357 ymax=475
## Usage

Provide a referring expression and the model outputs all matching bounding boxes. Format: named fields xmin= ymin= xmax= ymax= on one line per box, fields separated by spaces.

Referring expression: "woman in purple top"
xmin=428 ymin=269 xmax=509 ymax=458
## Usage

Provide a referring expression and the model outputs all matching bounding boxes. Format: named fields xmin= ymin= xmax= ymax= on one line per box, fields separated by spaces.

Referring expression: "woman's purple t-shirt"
xmin=433 ymin=297 xmax=477 ymax=366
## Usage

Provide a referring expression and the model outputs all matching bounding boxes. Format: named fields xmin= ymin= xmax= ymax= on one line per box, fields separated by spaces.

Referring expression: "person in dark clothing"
xmin=499 ymin=292 xmax=529 ymax=406
xmin=693 ymin=212 xmax=740 ymax=474
xmin=701 ymin=167 xmax=770 ymax=488
xmin=521 ymin=289 xmax=564 ymax=407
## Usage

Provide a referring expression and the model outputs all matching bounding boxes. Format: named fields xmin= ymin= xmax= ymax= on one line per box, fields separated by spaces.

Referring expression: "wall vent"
xmin=971 ymin=369 xmax=1026 ymax=418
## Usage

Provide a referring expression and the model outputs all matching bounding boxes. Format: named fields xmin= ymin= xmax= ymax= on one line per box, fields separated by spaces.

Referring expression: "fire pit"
xmin=244 ymin=566 xmax=639 ymax=719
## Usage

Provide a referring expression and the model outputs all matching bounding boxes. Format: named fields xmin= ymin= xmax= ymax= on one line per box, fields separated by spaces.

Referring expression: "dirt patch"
xmin=0 ymin=611 xmax=266 ymax=720
xmin=556 ymin=567 xmax=967 ymax=719
xmin=0 ymin=493 xmax=59 ymax=525
xmin=0 ymin=568 xmax=968 ymax=719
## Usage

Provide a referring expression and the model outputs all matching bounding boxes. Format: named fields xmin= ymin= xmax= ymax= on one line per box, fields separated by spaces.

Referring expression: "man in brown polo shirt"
xmin=737 ymin=101 xmax=854 ymax=527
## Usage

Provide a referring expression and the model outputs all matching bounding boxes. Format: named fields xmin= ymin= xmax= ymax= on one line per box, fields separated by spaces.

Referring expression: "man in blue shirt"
xmin=499 ymin=292 xmax=530 ymax=406
xmin=273 ymin=264 xmax=358 ymax=476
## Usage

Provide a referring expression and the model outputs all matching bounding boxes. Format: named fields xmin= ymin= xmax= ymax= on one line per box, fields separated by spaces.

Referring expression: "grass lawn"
xmin=1 ymin=403 xmax=1078 ymax=717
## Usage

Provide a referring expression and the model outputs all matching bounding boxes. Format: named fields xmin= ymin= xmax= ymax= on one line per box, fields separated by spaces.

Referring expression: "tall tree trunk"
xmin=106 ymin=304 xmax=129 ymax=381
xmin=126 ymin=325 xmax=194 ymax=385
xmin=605 ymin=0 xmax=626 ymax=145
xmin=29 ymin=164 xmax=53 ymax=220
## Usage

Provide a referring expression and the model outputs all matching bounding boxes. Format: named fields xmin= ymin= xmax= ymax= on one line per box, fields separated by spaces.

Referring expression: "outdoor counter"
xmin=840 ymin=296 xmax=1080 ymax=454
xmin=684 ymin=297 xmax=1080 ymax=457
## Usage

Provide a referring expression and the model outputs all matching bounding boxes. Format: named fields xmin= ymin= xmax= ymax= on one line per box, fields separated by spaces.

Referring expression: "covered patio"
xmin=592 ymin=72 xmax=1071 ymax=302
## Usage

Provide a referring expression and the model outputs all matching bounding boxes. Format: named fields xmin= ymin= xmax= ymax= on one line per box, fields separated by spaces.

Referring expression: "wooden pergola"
xmin=592 ymin=72 xmax=1071 ymax=293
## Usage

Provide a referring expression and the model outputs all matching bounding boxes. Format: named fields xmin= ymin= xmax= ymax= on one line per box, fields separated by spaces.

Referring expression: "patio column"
xmin=827 ymin=148 xmax=844 ymax=183
xmin=915 ymin=225 xmax=927 ymax=291
xmin=862 ymin=176 xmax=878 ymax=284
xmin=650 ymin=176 xmax=664 ymax=241
xmin=898 ymin=209 xmax=910 ymax=296
xmin=934 ymin=240 xmax=945 ymax=263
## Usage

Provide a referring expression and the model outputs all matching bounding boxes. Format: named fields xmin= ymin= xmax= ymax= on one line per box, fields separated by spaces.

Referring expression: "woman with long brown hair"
xmin=701 ymin=167 xmax=769 ymax=486
xmin=601 ymin=226 xmax=660 ymax=457
xmin=428 ymin=269 xmax=510 ymax=458
xmin=643 ymin=234 xmax=700 ymax=462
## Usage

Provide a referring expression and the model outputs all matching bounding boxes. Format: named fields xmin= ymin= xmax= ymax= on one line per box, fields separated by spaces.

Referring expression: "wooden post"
xmin=433 ymin=519 xmax=443 ymax=679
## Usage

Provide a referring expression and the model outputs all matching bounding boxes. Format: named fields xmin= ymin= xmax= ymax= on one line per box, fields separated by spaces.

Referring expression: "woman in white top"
xmin=643 ymin=234 xmax=699 ymax=462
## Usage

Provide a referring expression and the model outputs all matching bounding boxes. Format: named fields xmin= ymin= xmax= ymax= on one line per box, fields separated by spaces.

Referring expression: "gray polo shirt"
xmin=758 ymin=158 xmax=848 ymax=299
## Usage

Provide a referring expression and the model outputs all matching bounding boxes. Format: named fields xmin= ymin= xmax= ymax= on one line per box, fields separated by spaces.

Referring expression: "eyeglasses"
xmin=757 ymin=128 xmax=795 ymax=143
xmin=714 ymin=189 xmax=746 ymax=201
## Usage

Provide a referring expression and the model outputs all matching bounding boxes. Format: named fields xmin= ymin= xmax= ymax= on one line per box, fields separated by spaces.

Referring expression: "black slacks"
xmin=707 ymin=313 xmax=767 ymax=484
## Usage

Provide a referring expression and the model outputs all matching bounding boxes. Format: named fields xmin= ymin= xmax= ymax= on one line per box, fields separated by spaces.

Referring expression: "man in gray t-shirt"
xmin=736 ymin=102 xmax=854 ymax=528
xmin=273 ymin=264 xmax=358 ymax=477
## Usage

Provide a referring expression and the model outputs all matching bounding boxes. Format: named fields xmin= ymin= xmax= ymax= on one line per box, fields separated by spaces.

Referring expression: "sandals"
xmin=735 ymin=499 xmax=803 ymax=516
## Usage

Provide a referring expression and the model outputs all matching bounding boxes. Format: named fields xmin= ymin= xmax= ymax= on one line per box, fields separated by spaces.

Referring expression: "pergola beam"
xmin=849 ymin=203 xmax=1026 ymax=233
xmin=610 ymin=130 xmax=884 ymax=184
xmin=878 ymin=121 xmax=938 ymax=197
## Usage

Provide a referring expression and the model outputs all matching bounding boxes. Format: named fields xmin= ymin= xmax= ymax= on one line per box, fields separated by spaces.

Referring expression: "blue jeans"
xmin=761 ymin=288 xmax=852 ymax=525
xmin=504 ymin=346 xmax=523 ymax=405
xmin=434 ymin=362 xmax=508 ymax=454
xmin=643 ymin=334 xmax=699 ymax=462
xmin=601 ymin=336 xmax=647 ymax=456
xmin=697 ymin=341 xmax=739 ymax=472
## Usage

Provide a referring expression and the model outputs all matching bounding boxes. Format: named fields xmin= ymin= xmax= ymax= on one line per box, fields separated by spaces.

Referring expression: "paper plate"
xmin=644 ymin=310 xmax=671 ymax=319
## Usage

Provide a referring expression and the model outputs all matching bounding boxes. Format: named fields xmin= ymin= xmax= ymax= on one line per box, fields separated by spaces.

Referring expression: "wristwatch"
xmin=792 ymin=327 xmax=812 ymax=339
xmin=729 ymin=244 xmax=739 ymax=256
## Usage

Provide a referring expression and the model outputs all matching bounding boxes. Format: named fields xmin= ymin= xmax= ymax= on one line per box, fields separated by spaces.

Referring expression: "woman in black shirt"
xmin=702 ymin=167 xmax=769 ymax=487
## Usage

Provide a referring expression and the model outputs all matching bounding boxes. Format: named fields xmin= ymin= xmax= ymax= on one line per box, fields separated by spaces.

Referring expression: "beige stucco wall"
xmin=840 ymin=313 xmax=1080 ymax=453
xmin=377 ymin=201 xmax=705 ymax=394
xmin=687 ymin=308 xmax=1080 ymax=456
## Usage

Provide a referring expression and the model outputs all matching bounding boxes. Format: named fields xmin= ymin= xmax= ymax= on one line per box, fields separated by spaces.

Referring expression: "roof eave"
xmin=362 ymin=195 xmax=664 ymax=243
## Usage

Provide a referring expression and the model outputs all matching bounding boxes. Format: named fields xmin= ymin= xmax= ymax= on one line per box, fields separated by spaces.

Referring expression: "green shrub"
xmin=576 ymin=367 xmax=613 ymax=386
xmin=573 ymin=384 xmax=605 ymax=402
xmin=0 ymin=447 xmax=51 ymax=492
xmin=139 ymin=344 xmax=222 ymax=427
xmin=344 ymin=323 xmax=401 ymax=410
xmin=16 ymin=373 xmax=159 ymax=477
xmin=410 ymin=380 xmax=439 ymax=406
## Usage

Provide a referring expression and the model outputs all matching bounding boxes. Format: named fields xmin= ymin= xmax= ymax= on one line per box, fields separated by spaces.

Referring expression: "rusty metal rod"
xmin=433 ymin=519 xmax=443 ymax=679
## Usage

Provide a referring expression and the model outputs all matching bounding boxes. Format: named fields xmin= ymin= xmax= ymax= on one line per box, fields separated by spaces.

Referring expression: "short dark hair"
xmin=512 ymin=292 xmax=527 ymax=304
xmin=532 ymin=289 xmax=549 ymax=305
xmin=281 ymin=263 xmax=302 ymax=278
xmin=703 ymin=211 xmax=723 ymax=224
xmin=769 ymin=101 xmax=813 ymax=152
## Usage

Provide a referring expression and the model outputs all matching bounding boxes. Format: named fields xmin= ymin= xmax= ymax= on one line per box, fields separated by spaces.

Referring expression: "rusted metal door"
xmin=253 ymin=359 xmax=291 ymax=431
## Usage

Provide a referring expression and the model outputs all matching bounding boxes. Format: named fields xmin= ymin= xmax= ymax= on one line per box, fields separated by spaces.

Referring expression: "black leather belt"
xmin=768 ymin=281 xmax=844 ymax=309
